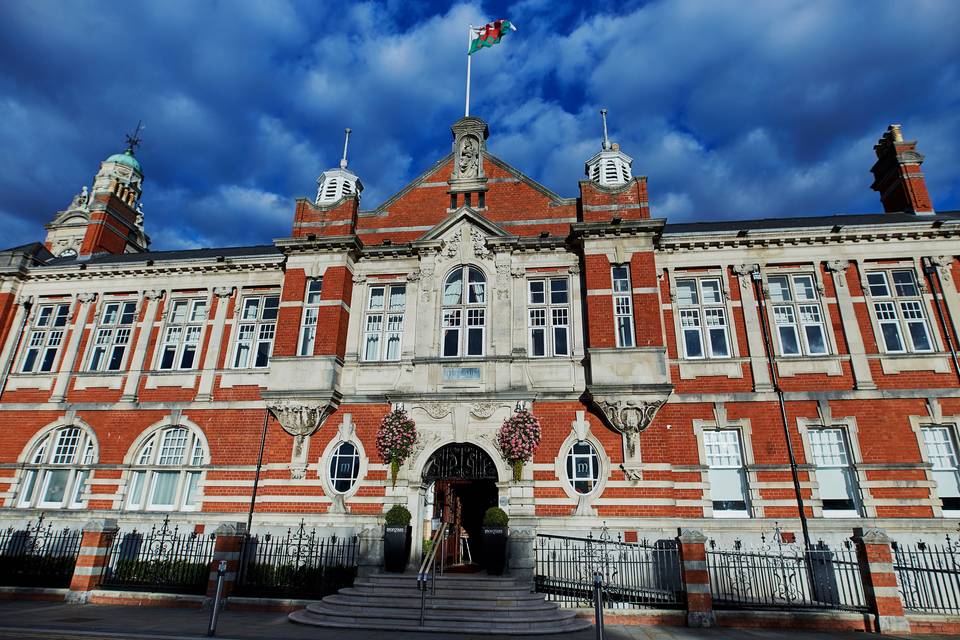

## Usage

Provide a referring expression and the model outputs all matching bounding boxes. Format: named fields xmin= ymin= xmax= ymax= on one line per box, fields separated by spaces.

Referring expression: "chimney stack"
xmin=870 ymin=124 xmax=934 ymax=214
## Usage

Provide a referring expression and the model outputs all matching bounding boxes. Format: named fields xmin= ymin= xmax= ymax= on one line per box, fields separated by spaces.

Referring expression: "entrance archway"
xmin=422 ymin=443 xmax=498 ymax=569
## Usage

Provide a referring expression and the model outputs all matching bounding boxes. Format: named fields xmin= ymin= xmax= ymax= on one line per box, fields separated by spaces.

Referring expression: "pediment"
xmin=415 ymin=206 xmax=512 ymax=244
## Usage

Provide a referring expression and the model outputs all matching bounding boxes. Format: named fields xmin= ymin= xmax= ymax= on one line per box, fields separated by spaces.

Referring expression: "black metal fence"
xmin=707 ymin=537 xmax=867 ymax=612
xmin=892 ymin=537 xmax=960 ymax=615
xmin=534 ymin=531 xmax=685 ymax=609
xmin=100 ymin=517 xmax=216 ymax=595
xmin=234 ymin=520 xmax=359 ymax=600
xmin=0 ymin=515 xmax=81 ymax=588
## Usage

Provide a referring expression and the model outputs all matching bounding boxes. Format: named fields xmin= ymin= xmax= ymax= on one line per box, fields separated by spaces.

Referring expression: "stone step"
xmin=368 ymin=573 xmax=522 ymax=588
xmin=351 ymin=582 xmax=535 ymax=598
xmin=316 ymin=595 xmax=561 ymax=615
xmin=289 ymin=608 xmax=593 ymax=635
xmin=303 ymin=601 xmax=580 ymax=624
xmin=338 ymin=585 xmax=543 ymax=607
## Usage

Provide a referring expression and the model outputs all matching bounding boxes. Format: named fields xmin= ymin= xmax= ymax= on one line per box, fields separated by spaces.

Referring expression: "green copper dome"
xmin=105 ymin=148 xmax=142 ymax=173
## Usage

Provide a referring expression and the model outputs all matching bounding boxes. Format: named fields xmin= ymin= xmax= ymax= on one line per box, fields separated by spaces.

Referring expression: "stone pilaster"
xmin=121 ymin=289 xmax=163 ymax=401
xmin=50 ymin=293 xmax=95 ymax=402
xmin=853 ymin=528 xmax=910 ymax=634
xmin=196 ymin=287 xmax=234 ymax=401
xmin=826 ymin=260 xmax=875 ymax=389
xmin=206 ymin=522 xmax=246 ymax=599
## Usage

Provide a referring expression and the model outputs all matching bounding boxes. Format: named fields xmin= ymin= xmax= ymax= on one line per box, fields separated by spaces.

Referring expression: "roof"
xmin=40 ymin=244 xmax=281 ymax=268
xmin=662 ymin=211 xmax=960 ymax=235
xmin=105 ymin=149 xmax=142 ymax=174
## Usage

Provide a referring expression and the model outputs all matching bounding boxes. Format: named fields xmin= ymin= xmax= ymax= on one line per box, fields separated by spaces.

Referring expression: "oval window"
xmin=328 ymin=442 xmax=361 ymax=493
xmin=565 ymin=441 xmax=600 ymax=495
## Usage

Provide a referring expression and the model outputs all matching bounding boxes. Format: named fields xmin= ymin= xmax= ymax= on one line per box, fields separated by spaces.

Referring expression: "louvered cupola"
xmin=316 ymin=128 xmax=363 ymax=205
xmin=585 ymin=109 xmax=633 ymax=188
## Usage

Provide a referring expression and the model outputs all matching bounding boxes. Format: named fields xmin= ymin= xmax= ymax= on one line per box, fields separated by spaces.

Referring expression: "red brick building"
xmin=1 ymin=117 xmax=958 ymax=569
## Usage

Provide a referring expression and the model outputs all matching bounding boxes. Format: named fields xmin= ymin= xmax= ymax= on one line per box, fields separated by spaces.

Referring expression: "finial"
xmin=889 ymin=123 xmax=903 ymax=142
xmin=340 ymin=128 xmax=352 ymax=169
xmin=600 ymin=109 xmax=611 ymax=151
xmin=125 ymin=120 xmax=144 ymax=154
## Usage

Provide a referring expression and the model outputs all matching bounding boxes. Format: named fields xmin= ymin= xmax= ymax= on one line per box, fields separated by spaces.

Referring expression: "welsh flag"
xmin=469 ymin=19 xmax=517 ymax=54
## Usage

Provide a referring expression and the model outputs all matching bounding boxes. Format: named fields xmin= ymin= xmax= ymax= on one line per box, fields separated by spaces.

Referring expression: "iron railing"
xmin=535 ymin=530 xmax=685 ymax=609
xmin=101 ymin=517 xmax=216 ymax=594
xmin=0 ymin=514 xmax=81 ymax=588
xmin=707 ymin=536 xmax=867 ymax=612
xmin=892 ymin=537 xmax=960 ymax=615
xmin=418 ymin=522 xmax=449 ymax=624
xmin=234 ymin=520 xmax=359 ymax=600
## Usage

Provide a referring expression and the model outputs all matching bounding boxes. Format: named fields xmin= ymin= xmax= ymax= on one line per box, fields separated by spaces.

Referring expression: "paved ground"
xmin=0 ymin=600 xmax=932 ymax=640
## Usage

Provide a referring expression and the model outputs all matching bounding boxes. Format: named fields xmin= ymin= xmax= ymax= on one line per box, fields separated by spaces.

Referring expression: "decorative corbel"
xmin=143 ymin=289 xmax=165 ymax=300
xmin=213 ymin=286 xmax=234 ymax=299
xmin=590 ymin=397 xmax=665 ymax=465
xmin=733 ymin=263 xmax=759 ymax=288
xmin=77 ymin=292 xmax=97 ymax=304
xmin=267 ymin=400 xmax=336 ymax=463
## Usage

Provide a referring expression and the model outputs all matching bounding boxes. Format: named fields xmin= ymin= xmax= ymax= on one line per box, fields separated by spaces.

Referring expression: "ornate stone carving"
xmin=268 ymin=401 xmax=333 ymax=459
xmin=143 ymin=289 xmax=164 ymax=300
xmin=442 ymin=230 xmax=462 ymax=259
xmin=352 ymin=273 xmax=367 ymax=284
xmin=213 ymin=286 xmax=234 ymax=298
xmin=16 ymin=295 xmax=34 ymax=308
xmin=289 ymin=463 xmax=307 ymax=480
xmin=510 ymin=267 xmax=525 ymax=279
xmin=69 ymin=186 xmax=89 ymax=210
xmin=457 ymin=136 xmax=480 ymax=178
xmin=825 ymin=260 xmax=850 ymax=273
xmin=470 ymin=227 xmax=490 ymax=258
xmin=416 ymin=402 xmax=454 ymax=420
xmin=408 ymin=429 xmax=443 ymax=470
xmin=568 ymin=264 xmax=580 ymax=275
xmin=593 ymin=398 xmax=665 ymax=458
xmin=77 ymin=292 xmax=97 ymax=304
xmin=733 ymin=263 xmax=758 ymax=287
xmin=470 ymin=401 xmax=499 ymax=419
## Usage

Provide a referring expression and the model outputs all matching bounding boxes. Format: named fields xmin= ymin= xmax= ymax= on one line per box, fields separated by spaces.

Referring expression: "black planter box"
xmin=383 ymin=525 xmax=411 ymax=573
xmin=483 ymin=526 xmax=507 ymax=575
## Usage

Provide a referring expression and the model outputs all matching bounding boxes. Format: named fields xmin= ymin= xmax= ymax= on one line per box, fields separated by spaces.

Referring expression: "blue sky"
xmin=1 ymin=0 xmax=958 ymax=250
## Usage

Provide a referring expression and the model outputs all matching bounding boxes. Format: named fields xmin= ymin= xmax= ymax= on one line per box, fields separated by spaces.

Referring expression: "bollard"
xmin=207 ymin=560 xmax=227 ymax=637
xmin=593 ymin=571 xmax=604 ymax=640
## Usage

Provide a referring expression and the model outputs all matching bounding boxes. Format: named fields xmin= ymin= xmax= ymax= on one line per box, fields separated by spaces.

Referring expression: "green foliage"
xmin=384 ymin=504 xmax=412 ymax=527
xmin=422 ymin=539 xmax=433 ymax=557
xmin=483 ymin=507 xmax=509 ymax=527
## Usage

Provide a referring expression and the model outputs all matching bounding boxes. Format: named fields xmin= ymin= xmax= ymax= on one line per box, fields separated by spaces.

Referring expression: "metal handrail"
xmin=417 ymin=522 xmax=449 ymax=625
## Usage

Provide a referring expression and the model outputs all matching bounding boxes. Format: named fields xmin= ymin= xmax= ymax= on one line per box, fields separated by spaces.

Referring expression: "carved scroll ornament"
xmin=593 ymin=398 xmax=665 ymax=458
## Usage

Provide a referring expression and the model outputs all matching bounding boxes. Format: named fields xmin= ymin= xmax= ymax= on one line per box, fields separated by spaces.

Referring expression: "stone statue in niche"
xmin=458 ymin=137 xmax=479 ymax=178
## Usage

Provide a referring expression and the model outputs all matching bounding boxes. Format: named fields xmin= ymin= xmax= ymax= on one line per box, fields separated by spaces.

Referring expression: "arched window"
xmin=126 ymin=426 xmax=208 ymax=512
xmin=17 ymin=425 xmax=97 ymax=509
xmin=441 ymin=266 xmax=486 ymax=357
xmin=565 ymin=441 xmax=601 ymax=495
xmin=328 ymin=442 xmax=361 ymax=493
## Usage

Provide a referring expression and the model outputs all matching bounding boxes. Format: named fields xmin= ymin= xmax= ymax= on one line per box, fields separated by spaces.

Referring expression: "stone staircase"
xmin=288 ymin=572 xmax=593 ymax=634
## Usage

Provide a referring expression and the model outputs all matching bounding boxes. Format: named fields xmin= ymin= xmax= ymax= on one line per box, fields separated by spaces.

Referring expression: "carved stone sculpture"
xmin=593 ymin=398 xmax=665 ymax=458
xmin=268 ymin=401 xmax=332 ymax=458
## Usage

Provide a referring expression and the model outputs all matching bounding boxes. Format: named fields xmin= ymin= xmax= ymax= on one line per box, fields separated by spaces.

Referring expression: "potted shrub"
xmin=482 ymin=507 xmax=509 ymax=575
xmin=383 ymin=504 xmax=412 ymax=573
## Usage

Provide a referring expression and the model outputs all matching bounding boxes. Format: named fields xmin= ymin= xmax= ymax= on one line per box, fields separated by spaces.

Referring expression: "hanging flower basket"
xmin=497 ymin=409 xmax=541 ymax=482
xmin=376 ymin=407 xmax=418 ymax=487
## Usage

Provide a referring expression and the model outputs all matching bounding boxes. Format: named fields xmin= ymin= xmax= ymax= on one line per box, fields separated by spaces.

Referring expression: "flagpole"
xmin=465 ymin=24 xmax=473 ymax=117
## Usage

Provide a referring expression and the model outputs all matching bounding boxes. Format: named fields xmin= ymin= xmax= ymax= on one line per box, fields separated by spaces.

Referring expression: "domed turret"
xmin=316 ymin=128 xmax=363 ymax=206
xmin=92 ymin=125 xmax=145 ymax=208
xmin=585 ymin=109 xmax=633 ymax=188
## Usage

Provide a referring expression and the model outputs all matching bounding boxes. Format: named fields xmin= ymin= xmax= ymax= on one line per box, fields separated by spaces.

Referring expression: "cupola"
xmin=316 ymin=128 xmax=363 ymax=206
xmin=585 ymin=109 xmax=633 ymax=188
xmin=92 ymin=124 xmax=145 ymax=208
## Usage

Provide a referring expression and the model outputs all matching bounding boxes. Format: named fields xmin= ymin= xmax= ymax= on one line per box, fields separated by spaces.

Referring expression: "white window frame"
xmin=565 ymin=441 xmax=601 ymax=495
xmin=528 ymin=277 xmax=571 ymax=358
xmin=865 ymin=269 xmax=934 ymax=354
xmin=231 ymin=294 xmax=279 ymax=369
xmin=328 ymin=441 xmax=362 ymax=494
xmin=441 ymin=266 xmax=487 ymax=358
xmin=125 ymin=425 xmax=208 ymax=512
xmin=17 ymin=425 xmax=97 ymax=509
xmin=156 ymin=298 xmax=207 ymax=370
xmin=86 ymin=300 xmax=137 ymax=372
xmin=767 ymin=274 xmax=830 ymax=357
xmin=20 ymin=303 xmax=71 ymax=373
xmin=676 ymin=277 xmax=730 ymax=359
xmin=298 ymin=278 xmax=323 ymax=357
xmin=362 ymin=284 xmax=406 ymax=362
xmin=920 ymin=424 xmax=960 ymax=516
xmin=808 ymin=427 xmax=862 ymax=517
xmin=703 ymin=429 xmax=750 ymax=518
xmin=611 ymin=264 xmax=635 ymax=348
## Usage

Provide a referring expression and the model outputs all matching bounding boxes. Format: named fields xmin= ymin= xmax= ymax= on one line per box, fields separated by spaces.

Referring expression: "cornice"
xmin=570 ymin=218 xmax=666 ymax=240
xmin=23 ymin=255 xmax=285 ymax=282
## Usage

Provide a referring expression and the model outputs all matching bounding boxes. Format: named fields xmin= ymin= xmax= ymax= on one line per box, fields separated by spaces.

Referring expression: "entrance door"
xmin=423 ymin=444 xmax=499 ymax=568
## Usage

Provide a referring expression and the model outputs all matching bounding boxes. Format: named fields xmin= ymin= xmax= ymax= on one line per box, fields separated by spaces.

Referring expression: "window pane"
xmin=676 ymin=280 xmax=698 ymax=306
xmin=553 ymin=326 xmax=569 ymax=356
xmin=767 ymin=276 xmax=790 ymax=302
xmin=128 ymin=471 xmax=145 ymax=507
xmin=40 ymin=347 xmax=58 ymax=372
xmin=566 ymin=442 xmax=599 ymax=495
xmin=261 ymin=296 xmax=279 ymax=320
xmin=442 ymin=330 xmax=459 ymax=357
xmin=531 ymin=328 xmax=545 ymax=357
xmin=881 ymin=322 xmax=905 ymax=352
xmin=42 ymin=469 xmax=70 ymax=505
xmin=443 ymin=272 xmax=462 ymax=305
xmin=170 ymin=300 xmax=189 ymax=323
xmin=149 ymin=472 xmax=178 ymax=507
xmin=19 ymin=470 xmax=37 ymax=506
xmin=867 ymin=272 xmax=889 ymax=297
xmin=907 ymin=321 xmax=932 ymax=352
xmin=779 ymin=325 xmax=800 ymax=355
xmin=892 ymin=270 xmax=919 ymax=296
xmin=389 ymin=285 xmax=406 ymax=310
xmin=254 ymin=340 xmax=271 ymax=367
xmin=617 ymin=317 xmax=634 ymax=348
xmin=467 ymin=327 xmax=483 ymax=356
xmin=102 ymin=303 xmax=119 ymax=325
xmin=684 ymin=329 xmax=704 ymax=359
xmin=793 ymin=275 xmax=817 ymax=301
xmin=306 ymin=279 xmax=322 ymax=305
xmin=611 ymin=266 xmax=630 ymax=292
xmin=364 ymin=334 xmax=380 ymax=361
xmin=108 ymin=345 xmax=126 ymax=370
xmin=385 ymin=334 xmax=401 ymax=360
xmin=468 ymin=269 xmax=485 ymax=303
xmin=528 ymin=281 xmax=545 ymax=304
xmin=190 ymin=300 xmax=208 ymax=322
xmin=70 ymin=470 xmax=87 ymax=506
xmin=700 ymin=279 xmax=723 ymax=304
xmin=369 ymin=287 xmax=385 ymax=310
xmin=241 ymin=298 xmax=259 ymax=320
xmin=709 ymin=328 xmax=729 ymax=357
xmin=183 ymin=472 xmax=201 ymax=507
xmin=550 ymin=279 xmax=568 ymax=304
xmin=329 ymin=442 xmax=360 ymax=493
xmin=120 ymin=302 xmax=137 ymax=325
xmin=804 ymin=324 xmax=828 ymax=355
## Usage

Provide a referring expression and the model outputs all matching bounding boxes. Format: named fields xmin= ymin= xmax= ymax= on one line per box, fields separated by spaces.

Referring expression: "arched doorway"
xmin=422 ymin=443 xmax=499 ymax=570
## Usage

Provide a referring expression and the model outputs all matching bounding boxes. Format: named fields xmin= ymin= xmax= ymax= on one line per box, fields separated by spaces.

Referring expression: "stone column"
xmin=206 ymin=522 xmax=247 ymax=600
xmin=196 ymin=287 xmax=234 ymax=401
xmin=121 ymin=289 xmax=163 ymax=402
xmin=50 ymin=293 xmax=96 ymax=402
xmin=678 ymin=528 xmax=715 ymax=628
xmin=826 ymin=260 xmax=875 ymax=389
xmin=66 ymin=518 xmax=119 ymax=603
xmin=734 ymin=264 xmax=773 ymax=392
xmin=853 ymin=528 xmax=910 ymax=634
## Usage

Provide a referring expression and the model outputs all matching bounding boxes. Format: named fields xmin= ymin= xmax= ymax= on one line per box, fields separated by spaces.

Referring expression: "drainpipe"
xmin=922 ymin=257 xmax=960 ymax=384
xmin=750 ymin=268 xmax=813 ymax=550
xmin=246 ymin=408 xmax=271 ymax=533
xmin=0 ymin=297 xmax=32 ymax=401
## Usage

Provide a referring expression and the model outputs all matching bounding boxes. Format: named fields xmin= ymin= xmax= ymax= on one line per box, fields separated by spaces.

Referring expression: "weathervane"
xmin=125 ymin=120 xmax=144 ymax=153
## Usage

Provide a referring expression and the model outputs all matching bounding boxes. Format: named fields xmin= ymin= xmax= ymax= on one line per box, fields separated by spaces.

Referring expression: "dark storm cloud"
xmin=1 ymin=0 xmax=957 ymax=250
